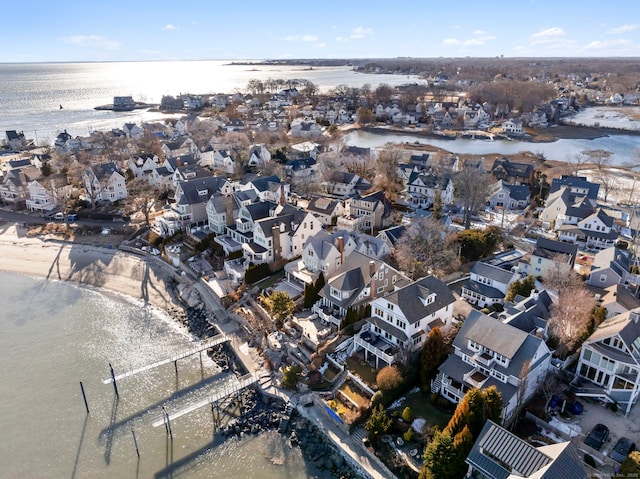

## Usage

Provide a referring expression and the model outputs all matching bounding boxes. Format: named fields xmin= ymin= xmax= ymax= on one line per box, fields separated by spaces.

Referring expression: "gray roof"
xmin=550 ymin=174 xmax=599 ymax=200
xmin=585 ymin=309 xmax=640 ymax=359
xmin=176 ymin=176 xmax=228 ymax=206
xmin=383 ymin=276 xmax=455 ymax=325
xmin=533 ymin=237 xmax=578 ymax=262
xmin=456 ymin=310 xmax=528 ymax=359
xmin=463 ymin=279 xmax=506 ymax=300
xmin=466 ymin=421 xmax=588 ymax=479
xmin=471 ymin=262 xmax=516 ymax=285
xmin=377 ymin=225 xmax=406 ymax=248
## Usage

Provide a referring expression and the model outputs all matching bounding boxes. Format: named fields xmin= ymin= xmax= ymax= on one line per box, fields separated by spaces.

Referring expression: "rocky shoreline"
xmin=166 ymin=285 xmax=364 ymax=478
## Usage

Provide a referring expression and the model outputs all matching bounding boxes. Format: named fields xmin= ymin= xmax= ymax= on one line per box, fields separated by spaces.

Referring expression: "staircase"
xmin=278 ymin=402 xmax=295 ymax=433
xmin=329 ymin=369 xmax=349 ymax=395
xmin=430 ymin=373 xmax=443 ymax=394
xmin=350 ymin=424 xmax=368 ymax=445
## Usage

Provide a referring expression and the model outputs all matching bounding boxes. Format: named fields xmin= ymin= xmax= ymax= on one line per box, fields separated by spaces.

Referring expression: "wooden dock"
xmin=152 ymin=373 xmax=259 ymax=428
xmin=102 ymin=334 xmax=229 ymax=384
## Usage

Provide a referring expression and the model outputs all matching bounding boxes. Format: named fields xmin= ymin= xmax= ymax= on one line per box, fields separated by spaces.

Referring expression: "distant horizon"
xmin=2 ymin=55 xmax=640 ymax=66
xmin=2 ymin=1 xmax=640 ymax=62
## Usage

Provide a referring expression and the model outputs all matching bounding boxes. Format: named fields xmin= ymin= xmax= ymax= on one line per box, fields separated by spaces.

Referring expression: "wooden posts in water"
xmin=131 ymin=430 xmax=140 ymax=458
xmin=79 ymin=381 xmax=90 ymax=414
xmin=108 ymin=363 xmax=119 ymax=397
xmin=162 ymin=406 xmax=173 ymax=440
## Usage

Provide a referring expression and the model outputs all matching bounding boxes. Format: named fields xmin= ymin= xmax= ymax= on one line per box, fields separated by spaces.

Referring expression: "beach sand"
xmin=0 ymin=224 xmax=177 ymax=310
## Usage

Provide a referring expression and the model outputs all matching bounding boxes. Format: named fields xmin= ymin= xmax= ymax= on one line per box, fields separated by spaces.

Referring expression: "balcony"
xmin=312 ymin=303 xmax=343 ymax=327
xmin=441 ymin=376 xmax=467 ymax=402
xmin=472 ymin=351 xmax=495 ymax=367
xmin=354 ymin=327 xmax=399 ymax=367
xmin=463 ymin=368 xmax=489 ymax=389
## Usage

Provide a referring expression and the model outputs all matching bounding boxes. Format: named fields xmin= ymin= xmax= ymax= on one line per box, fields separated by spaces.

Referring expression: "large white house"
xmin=353 ymin=276 xmax=455 ymax=367
xmin=436 ymin=310 xmax=551 ymax=422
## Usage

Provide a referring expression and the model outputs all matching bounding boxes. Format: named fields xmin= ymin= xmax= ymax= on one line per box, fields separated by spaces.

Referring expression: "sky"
xmin=2 ymin=0 xmax=640 ymax=62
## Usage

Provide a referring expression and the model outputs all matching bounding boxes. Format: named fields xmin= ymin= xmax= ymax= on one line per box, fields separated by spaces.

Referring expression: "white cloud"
xmin=315 ymin=42 xmax=326 ymax=48
xmin=335 ymin=36 xmax=348 ymax=42
xmin=530 ymin=27 xmax=566 ymax=45
xmin=443 ymin=38 xmax=461 ymax=46
xmin=65 ymin=35 xmax=120 ymax=50
xmin=163 ymin=24 xmax=178 ymax=31
xmin=607 ymin=24 xmax=639 ymax=34
xmin=585 ymin=38 xmax=632 ymax=50
xmin=351 ymin=26 xmax=373 ymax=39
xmin=473 ymin=29 xmax=487 ymax=35
xmin=284 ymin=35 xmax=319 ymax=42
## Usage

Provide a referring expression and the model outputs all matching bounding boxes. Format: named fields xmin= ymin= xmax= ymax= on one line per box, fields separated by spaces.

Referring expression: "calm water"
xmin=0 ymin=60 xmax=425 ymax=144
xmin=0 ymin=272 xmax=321 ymax=479
xmin=345 ymin=128 xmax=640 ymax=168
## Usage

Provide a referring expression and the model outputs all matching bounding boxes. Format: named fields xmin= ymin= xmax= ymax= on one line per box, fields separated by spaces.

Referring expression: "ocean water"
xmin=0 ymin=272 xmax=322 ymax=478
xmin=0 ymin=60 xmax=425 ymax=144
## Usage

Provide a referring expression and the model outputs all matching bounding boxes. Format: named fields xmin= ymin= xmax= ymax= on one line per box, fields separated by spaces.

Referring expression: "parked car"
xmin=54 ymin=212 xmax=64 ymax=220
xmin=67 ymin=213 xmax=78 ymax=222
xmin=610 ymin=437 xmax=636 ymax=463
xmin=584 ymin=424 xmax=609 ymax=451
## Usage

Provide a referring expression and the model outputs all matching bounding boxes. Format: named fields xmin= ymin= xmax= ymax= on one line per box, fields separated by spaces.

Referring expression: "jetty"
xmin=152 ymin=372 xmax=259 ymax=428
xmin=102 ymin=334 xmax=229 ymax=384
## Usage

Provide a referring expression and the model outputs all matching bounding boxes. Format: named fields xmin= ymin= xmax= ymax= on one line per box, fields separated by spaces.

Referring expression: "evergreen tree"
xmin=505 ymin=275 xmax=536 ymax=302
xmin=419 ymin=430 xmax=462 ymax=479
xmin=365 ymin=405 xmax=392 ymax=443
xmin=420 ymin=327 xmax=446 ymax=389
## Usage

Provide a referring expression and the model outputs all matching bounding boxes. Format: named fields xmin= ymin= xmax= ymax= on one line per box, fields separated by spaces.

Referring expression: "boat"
xmin=59 ymin=104 xmax=63 ymax=110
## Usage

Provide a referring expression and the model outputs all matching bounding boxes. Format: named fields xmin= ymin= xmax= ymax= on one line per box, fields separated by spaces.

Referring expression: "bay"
xmin=0 ymin=60 xmax=425 ymax=144
xmin=0 ymin=272 xmax=322 ymax=478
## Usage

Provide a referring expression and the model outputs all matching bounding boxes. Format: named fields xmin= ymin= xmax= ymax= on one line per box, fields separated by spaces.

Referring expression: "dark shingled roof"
xmin=383 ymin=276 xmax=455 ymax=325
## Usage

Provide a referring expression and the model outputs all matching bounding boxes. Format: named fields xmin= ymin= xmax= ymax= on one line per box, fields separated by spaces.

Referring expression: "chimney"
xmin=176 ymin=157 xmax=182 ymax=167
xmin=280 ymin=184 xmax=286 ymax=206
xmin=225 ymin=195 xmax=235 ymax=227
xmin=370 ymin=261 xmax=376 ymax=298
xmin=272 ymin=224 xmax=281 ymax=261
xmin=337 ymin=236 xmax=344 ymax=265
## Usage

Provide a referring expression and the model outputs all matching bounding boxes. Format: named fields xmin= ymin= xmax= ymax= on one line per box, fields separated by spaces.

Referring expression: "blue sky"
xmin=3 ymin=1 xmax=640 ymax=62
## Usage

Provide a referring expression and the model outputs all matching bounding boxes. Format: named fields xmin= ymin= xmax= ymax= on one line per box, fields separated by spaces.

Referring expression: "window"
xmin=600 ymin=274 xmax=607 ymax=283
xmin=374 ymin=307 xmax=384 ymax=317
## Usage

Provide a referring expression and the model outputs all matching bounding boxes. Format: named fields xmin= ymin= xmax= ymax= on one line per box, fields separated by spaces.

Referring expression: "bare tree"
xmin=454 ymin=166 xmax=491 ymax=229
xmin=394 ymin=217 xmax=459 ymax=279
xmin=372 ymin=146 xmax=404 ymax=201
xmin=125 ymin=178 xmax=161 ymax=227
xmin=566 ymin=152 xmax=587 ymax=176
xmin=546 ymin=270 xmax=595 ymax=359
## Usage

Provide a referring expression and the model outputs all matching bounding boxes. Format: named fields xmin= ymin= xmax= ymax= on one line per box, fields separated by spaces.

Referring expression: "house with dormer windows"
xmin=312 ymin=252 xmax=410 ymax=328
xmin=404 ymin=171 xmax=454 ymax=209
xmin=353 ymin=275 xmax=455 ymax=367
xmin=435 ymin=310 xmax=551 ymax=421
xmin=82 ymin=162 xmax=127 ymax=204
xmin=487 ymin=180 xmax=530 ymax=210
xmin=127 ymin=154 xmax=160 ymax=180
xmin=573 ymin=309 xmax=640 ymax=415
xmin=25 ymin=176 xmax=71 ymax=213
xmin=461 ymin=262 xmax=520 ymax=308
xmin=520 ymin=237 xmax=578 ymax=278
xmin=339 ymin=191 xmax=389 ymax=233
xmin=323 ymin=171 xmax=371 ymax=198
xmin=206 ymin=189 xmax=257 ymax=235
xmin=248 ymin=144 xmax=271 ymax=168
xmin=578 ymin=209 xmax=618 ymax=250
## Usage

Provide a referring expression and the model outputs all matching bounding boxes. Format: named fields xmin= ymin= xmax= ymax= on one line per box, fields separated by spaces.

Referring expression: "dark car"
xmin=610 ymin=437 xmax=636 ymax=463
xmin=584 ymin=423 xmax=609 ymax=451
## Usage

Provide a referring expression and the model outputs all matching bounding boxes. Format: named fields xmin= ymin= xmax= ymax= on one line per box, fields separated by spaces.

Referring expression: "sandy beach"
xmin=0 ymin=224 xmax=177 ymax=311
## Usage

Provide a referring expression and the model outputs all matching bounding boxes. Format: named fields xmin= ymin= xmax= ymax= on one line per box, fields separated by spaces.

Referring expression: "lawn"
xmin=390 ymin=389 xmax=453 ymax=431
xmin=346 ymin=356 xmax=379 ymax=387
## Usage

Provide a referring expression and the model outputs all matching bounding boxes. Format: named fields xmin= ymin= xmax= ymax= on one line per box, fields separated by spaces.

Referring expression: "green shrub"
xmin=403 ymin=427 xmax=413 ymax=443
xmin=245 ymin=263 xmax=271 ymax=284
xmin=402 ymin=406 xmax=413 ymax=423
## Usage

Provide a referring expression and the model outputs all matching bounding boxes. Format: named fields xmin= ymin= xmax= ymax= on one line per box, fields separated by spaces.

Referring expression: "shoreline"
xmin=0 ymin=224 xmax=177 ymax=312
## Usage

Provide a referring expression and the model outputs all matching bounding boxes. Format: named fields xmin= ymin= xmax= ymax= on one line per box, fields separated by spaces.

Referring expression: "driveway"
xmin=570 ymin=398 xmax=640 ymax=472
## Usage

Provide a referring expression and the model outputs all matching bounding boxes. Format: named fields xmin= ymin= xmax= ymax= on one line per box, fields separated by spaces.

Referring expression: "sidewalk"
xmin=295 ymin=400 xmax=396 ymax=479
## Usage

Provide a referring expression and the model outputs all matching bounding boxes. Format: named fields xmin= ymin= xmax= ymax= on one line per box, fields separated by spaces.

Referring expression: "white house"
xmin=461 ymin=262 xmax=520 ymax=308
xmin=353 ymin=276 xmax=455 ymax=367
xmin=83 ymin=163 xmax=128 ymax=204
xmin=573 ymin=308 xmax=640 ymax=415
xmin=436 ymin=310 xmax=551 ymax=422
